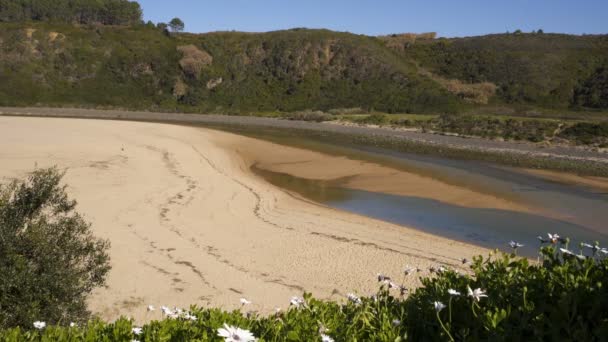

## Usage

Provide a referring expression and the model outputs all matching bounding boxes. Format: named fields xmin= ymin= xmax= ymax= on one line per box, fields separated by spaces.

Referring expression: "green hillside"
xmin=0 ymin=23 xmax=460 ymax=114
xmin=389 ymin=32 xmax=608 ymax=110
xmin=1 ymin=1 xmax=607 ymax=116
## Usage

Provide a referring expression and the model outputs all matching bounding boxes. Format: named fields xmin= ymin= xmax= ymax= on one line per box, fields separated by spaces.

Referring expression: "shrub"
xmin=284 ymin=110 xmax=334 ymax=122
xmin=1 ymin=234 xmax=605 ymax=341
xmin=0 ymin=168 xmax=111 ymax=329
xmin=355 ymin=113 xmax=389 ymax=125
xmin=559 ymin=121 xmax=608 ymax=145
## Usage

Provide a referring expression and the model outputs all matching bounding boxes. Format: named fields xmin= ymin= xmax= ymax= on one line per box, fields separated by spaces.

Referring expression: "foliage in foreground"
xmin=0 ymin=168 xmax=111 ymax=330
xmin=1 ymin=241 xmax=606 ymax=341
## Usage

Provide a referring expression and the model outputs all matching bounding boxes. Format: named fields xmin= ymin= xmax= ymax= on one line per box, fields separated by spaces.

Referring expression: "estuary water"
xmin=209 ymin=124 xmax=608 ymax=257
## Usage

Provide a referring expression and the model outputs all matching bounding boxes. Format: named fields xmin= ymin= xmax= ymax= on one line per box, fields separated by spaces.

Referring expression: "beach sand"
xmin=221 ymin=134 xmax=532 ymax=213
xmin=0 ymin=116 xmax=487 ymax=322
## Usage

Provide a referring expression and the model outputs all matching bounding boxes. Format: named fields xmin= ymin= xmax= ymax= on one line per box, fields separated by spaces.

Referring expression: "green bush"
xmin=1 ymin=237 xmax=606 ymax=341
xmin=559 ymin=121 xmax=608 ymax=145
xmin=0 ymin=168 xmax=111 ymax=329
xmin=355 ymin=113 xmax=389 ymax=125
xmin=0 ymin=0 xmax=142 ymax=26
xmin=284 ymin=110 xmax=334 ymax=122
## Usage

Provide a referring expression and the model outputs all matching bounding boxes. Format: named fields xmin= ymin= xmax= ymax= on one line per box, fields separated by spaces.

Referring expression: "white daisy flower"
xmin=33 ymin=321 xmax=46 ymax=330
xmin=217 ymin=323 xmax=256 ymax=342
xmin=447 ymin=289 xmax=461 ymax=296
xmin=537 ymin=235 xmax=549 ymax=243
xmin=290 ymin=296 xmax=305 ymax=308
xmin=132 ymin=327 xmax=143 ymax=335
xmin=69 ymin=322 xmax=77 ymax=327
xmin=548 ymin=233 xmax=560 ymax=244
xmin=467 ymin=286 xmax=488 ymax=302
xmin=321 ymin=333 xmax=335 ymax=342
xmin=347 ymin=293 xmax=362 ymax=305
xmin=509 ymin=241 xmax=524 ymax=249
xmin=434 ymin=301 xmax=446 ymax=312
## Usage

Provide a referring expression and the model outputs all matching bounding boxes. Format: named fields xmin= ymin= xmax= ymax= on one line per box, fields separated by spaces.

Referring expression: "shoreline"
xmin=0 ymin=116 xmax=488 ymax=322
xmin=1 ymin=106 xmax=608 ymax=176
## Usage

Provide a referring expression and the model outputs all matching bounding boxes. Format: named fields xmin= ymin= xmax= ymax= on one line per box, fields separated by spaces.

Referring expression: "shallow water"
xmin=206 ymin=124 xmax=608 ymax=257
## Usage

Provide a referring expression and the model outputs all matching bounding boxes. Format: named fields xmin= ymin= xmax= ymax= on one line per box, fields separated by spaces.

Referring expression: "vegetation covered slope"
xmin=0 ymin=0 xmax=607 ymax=115
xmin=390 ymin=32 xmax=608 ymax=110
xmin=0 ymin=23 xmax=461 ymax=114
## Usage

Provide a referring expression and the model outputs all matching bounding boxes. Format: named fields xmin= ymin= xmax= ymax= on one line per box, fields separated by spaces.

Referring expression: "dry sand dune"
xmin=0 ymin=116 xmax=486 ymax=322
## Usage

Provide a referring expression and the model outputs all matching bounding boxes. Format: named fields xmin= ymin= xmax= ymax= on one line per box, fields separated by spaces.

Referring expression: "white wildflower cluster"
xmin=157 ymin=305 xmax=197 ymax=321
xmin=347 ymin=293 xmax=362 ymax=305
xmin=509 ymin=241 xmax=524 ymax=249
xmin=377 ymin=271 xmax=409 ymax=296
xmin=289 ymin=296 xmax=305 ymax=308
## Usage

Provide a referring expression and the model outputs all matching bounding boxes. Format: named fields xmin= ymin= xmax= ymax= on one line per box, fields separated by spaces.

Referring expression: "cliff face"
xmin=0 ymin=23 xmax=606 ymax=114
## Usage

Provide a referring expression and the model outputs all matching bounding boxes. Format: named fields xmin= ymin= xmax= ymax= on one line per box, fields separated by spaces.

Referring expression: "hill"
xmin=0 ymin=23 xmax=462 ymax=114
xmin=389 ymin=32 xmax=608 ymax=111
xmin=0 ymin=2 xmax=607 ymax=116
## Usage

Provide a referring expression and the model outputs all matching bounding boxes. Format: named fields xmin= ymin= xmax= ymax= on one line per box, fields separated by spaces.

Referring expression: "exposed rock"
xmin=206 ymin=77 xmax=223 ymax=89
xmin=173 ymin=78 xmax=188 ymax=98
xmin=25 ymin=28 xmax=36 ymax=39
xmin=177 ymin=45 xmax=213 ymax=79
xmin=48 ymin=32 xmax=64 ymax=42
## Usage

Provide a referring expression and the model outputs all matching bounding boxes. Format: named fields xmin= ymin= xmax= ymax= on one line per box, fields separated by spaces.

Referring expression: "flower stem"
xmin=436 ymin=311 xmax=455 ymax=342
xmin=448 ymin=297 xmax=453 ymax=324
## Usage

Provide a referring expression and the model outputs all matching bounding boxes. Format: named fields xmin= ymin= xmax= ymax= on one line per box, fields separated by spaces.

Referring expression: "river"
xmin=206 ymin=123 xmax=608 ymax=257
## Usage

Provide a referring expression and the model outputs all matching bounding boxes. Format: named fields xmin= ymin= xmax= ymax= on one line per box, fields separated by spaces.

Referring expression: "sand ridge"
xmin=0 ymin=116 xmax=487 ymax=322
xmin=219 ymin=133 xmax=533 ymax=213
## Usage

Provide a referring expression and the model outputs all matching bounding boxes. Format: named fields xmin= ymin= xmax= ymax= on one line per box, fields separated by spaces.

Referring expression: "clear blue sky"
xmin=138 ymin=0 xmax=608 ymax=37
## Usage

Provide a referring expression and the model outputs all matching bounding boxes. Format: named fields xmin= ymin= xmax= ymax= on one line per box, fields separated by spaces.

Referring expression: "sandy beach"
xmin=0 ymin=116 xmax=489 ymax=321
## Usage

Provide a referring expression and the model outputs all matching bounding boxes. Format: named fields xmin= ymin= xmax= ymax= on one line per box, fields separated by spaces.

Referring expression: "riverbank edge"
xmin=2 ymin=106 xmax=608 ymax=177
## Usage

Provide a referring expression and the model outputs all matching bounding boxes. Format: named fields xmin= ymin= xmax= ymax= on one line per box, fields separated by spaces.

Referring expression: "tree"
xmin=0 ymin=168 xmax=111 ymax=329
xmin=169 ymin=17 xmax=184 ymax=33
xmin=0 ymin=0 xmax=143 ymax=25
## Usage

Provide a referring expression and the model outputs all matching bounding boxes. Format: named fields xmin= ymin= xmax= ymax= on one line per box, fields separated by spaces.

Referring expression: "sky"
xmin=138 ymin=0 xmax=608 ymax=37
